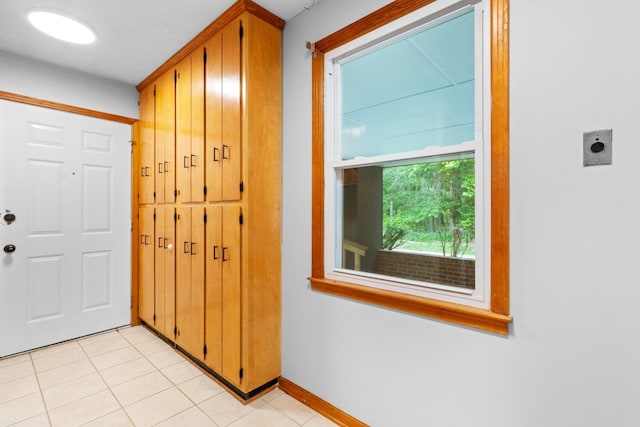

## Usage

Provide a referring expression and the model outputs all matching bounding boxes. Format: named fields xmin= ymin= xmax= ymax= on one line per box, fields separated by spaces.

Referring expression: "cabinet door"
xmin=155 ymin=207 xmax=175 ymax=338
xmin=205 ymin=22 xmax=241 ymax=203
xmin=222 ymin=20 xmax=242 ymax=201
xmin=205 ymin=33 xmax=222 ymax=202
xmin=156 ymin=70 xmax=175 ymax=203
xmin=176 ymin=206 xmax=205 ymax=357
xmin=191 ymin=49 xmax=205 ymax=202
xmin=205 ymin=205 xmax=242 ymax=384
xmin=177 ymin=51 xmax=206 ymax=203
xmin=204 ymin=206 xmax=222 ymax=371
xmin=222 ymin=205 xmax=242 ymax=385
xmin=176 ymin=57 xmax=191 ymax=202
xmin=139 ymin=85 xmax=155 ymax=204
xmin=139 ymin=206 xmax=155 ymax=325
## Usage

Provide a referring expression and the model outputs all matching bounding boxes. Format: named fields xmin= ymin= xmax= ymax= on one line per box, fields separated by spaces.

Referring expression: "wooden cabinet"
xmin=135 ymin=0 xmax=283 ymax=400
xmin=205 ymin=22 xmax=242 ymax=202
xmin=138 ymin=206 xmax=155 ymax=325
xmin=155 ymin=206 xmax=175 ymax=338
xmin=155 ymin=70 xmax=175 ymax=204
xmin=175 ymin=206 xmax=205 ymax=358
xmin=236 ymin=11 xmax=282 ymax=393
xmin=139 ymin=86 xmax=155 ymax=204
xmin=205 ymin=205 xmax=242 ymax=385
xmin=176 ymin=50 xmax=205 ymax=203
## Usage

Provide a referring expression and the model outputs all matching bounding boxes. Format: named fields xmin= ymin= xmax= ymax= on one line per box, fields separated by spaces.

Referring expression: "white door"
xmin=0 ymin=99 xmax=131 ymax=357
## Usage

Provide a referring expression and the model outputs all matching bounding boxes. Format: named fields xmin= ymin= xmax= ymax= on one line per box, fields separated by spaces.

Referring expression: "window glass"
xmin=337 ymin=154 xmax=475 ymax=290
xmin=339 ymin=10 xmax=475 ymax=160
xmin=311 ymin=0 xmax=511 ymax=334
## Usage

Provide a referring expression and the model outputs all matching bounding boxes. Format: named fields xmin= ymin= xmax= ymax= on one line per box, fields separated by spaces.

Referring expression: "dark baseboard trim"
xmin=138 ymin=322 xmax=277 ymax=402
xmin=176 ymin=344 xmax=278 ymax=401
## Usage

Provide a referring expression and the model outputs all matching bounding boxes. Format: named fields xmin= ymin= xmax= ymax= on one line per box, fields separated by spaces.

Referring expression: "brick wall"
xmin=374 ymin=250 xmax=475 ymax=289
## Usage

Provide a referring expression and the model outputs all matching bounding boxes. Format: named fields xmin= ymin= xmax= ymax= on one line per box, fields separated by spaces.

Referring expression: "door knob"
xmin=4 ymin=244 xmax=16 ymax=253
xmin=3 ymin=212 xmax=15 ymax=224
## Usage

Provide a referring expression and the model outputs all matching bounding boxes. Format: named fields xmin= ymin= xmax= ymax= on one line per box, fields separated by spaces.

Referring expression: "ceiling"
xmin=340 ymin=9 xmax=475 ymax=159
xmin=0 ymin=0 xmax=317 ymax=86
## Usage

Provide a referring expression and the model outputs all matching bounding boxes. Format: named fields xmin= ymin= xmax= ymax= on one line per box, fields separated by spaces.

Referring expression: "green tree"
xmin=382 ymin=158 xmax=475 ymax=257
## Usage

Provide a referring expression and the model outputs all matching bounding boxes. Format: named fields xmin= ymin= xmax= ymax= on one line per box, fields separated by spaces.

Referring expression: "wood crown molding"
xmin=0 ymin=90 xmax=136 ymax=124
xmin=136 ymin=0 xmax=285 ymax=92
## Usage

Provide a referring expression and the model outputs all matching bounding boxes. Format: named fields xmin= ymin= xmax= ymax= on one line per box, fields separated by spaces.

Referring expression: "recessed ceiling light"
xmin=28 ymin=11 xmax=96 ymax=44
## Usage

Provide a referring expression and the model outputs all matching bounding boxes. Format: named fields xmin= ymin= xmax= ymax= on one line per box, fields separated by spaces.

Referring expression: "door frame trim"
xmin=0 ymin=91 xmax=136 ymax=124
xmin=0 ymin=90 xmax=140 ymax=327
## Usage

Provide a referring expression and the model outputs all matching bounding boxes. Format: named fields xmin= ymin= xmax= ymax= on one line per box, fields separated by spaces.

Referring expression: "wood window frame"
xmin=308 ymin=0 xmax=512 ymax=335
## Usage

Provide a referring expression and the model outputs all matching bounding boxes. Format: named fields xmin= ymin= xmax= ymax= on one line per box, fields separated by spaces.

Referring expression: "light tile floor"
xmin=0 ymin=326 xmax=337 ymax=427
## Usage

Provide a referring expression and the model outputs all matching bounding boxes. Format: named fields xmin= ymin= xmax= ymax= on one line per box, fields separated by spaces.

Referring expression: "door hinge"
xmin=174 ymin=212 xmax=177 ymax=222
xmin=153 ymin=211 xmax=156 ymax=221
xmin=153 ymin=191 xmax=156 ymax=199
xmin=203 ymin=48 xmax=207 ymax=65
xmin=239 ymin=368 xmax=243 ymax=379
xmin=204 ymin=213 xmax=207 ymax=224
xmin=174 ymin=326 xmax=178 ymax=336
xmin=174 ymin=189 xmax=178 ymax=198
xmin=174 ymin=70 xmax=177 ymax=84
xmin=239 ymin=213 xmax=243 ymax=225
xmin=153 ymin=85 xmax=156 ymax=97
xmin=203 ymin=345 xmax=207 ymax=356
xmin=153 ymin=313 xmax=156 ymax=322
xmin=203 ymin=186 xmax=207 ymax=196
xmin=239 ymin=181 xmax=244 ymax=193
xmin=239 ymin=24 xmax=244 ymax=39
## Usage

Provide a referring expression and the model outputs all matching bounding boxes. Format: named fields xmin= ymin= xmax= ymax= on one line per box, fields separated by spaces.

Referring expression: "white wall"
xmin=0 ymin=51 xmax=138 ymax=118
xmin=282 ymin=1 xmax=640 ymax=426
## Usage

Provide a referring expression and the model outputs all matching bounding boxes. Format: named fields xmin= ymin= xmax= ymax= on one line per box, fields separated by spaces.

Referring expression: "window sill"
xmin=309 ymin=276 xmax=512 ymax=335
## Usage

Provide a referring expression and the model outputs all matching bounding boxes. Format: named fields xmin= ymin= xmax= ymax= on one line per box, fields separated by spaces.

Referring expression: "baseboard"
xmin=176 ymin=343 xmax=278 ymax=401
xmin=138 ymin=322 xmax=277 ymax=402
xmin=278 ymin=377 xmax=369 ymax=427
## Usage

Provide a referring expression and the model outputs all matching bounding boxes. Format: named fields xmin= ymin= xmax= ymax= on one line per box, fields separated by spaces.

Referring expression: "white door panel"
xmin=0 ymin=99 xmax=131 ymax=356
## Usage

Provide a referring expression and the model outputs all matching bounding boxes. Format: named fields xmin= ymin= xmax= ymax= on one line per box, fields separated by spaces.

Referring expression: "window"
xmin=309 ymin=0 xmax=511 ymax=334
